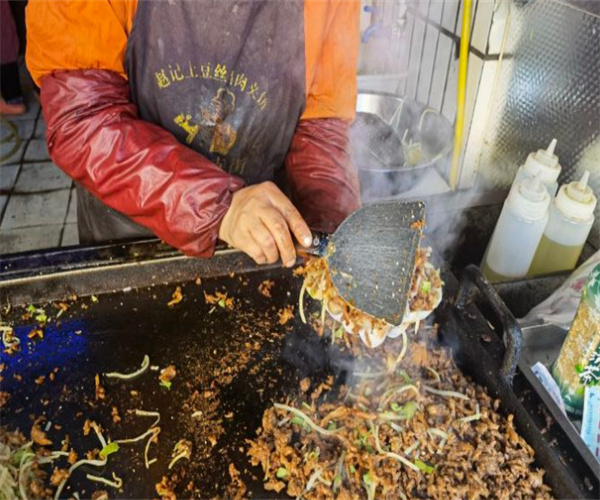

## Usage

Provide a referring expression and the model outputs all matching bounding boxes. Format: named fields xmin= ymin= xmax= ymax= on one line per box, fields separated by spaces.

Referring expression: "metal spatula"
xmin=301 ymin=200 xmax=425 ymax=325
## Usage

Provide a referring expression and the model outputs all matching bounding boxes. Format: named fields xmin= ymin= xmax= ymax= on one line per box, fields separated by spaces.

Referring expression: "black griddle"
xmin=0 ymin=244 xmax=597 ymax=499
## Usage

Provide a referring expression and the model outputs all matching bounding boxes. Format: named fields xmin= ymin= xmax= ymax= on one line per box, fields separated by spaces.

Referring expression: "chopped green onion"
xmin=414 ymin=459 xmax=434 ymax=474
xmin=389 ymin=401 xmax=418 ymax=419
xmin=160 ymin=380 xmax=172 ymax=390
xmin=35 ymin=313 xmax=48 ymax=323
xmin=218 ymin=298 xmax=226 ymax=308
xmin=420 ymin=281 xmax=432 ymax=294
xmin=100 ymin=442 xmax=119 ymax=459
xmin=276 ymin=467 xmax=288 ymax=479
xmin=362 ymin=472 xmax=374 ymax=485
xmin=333 ymin=474 xmax=342 ymax=492
xmin=333 ymin=325 xmax=344 ymax=339
xmin=291 ymin=416 xmax=310 ymax=430
xmin=327 ymin=422 xmax=338 ymax=431
xmin=349 ymin=465 xmax=356 ymax=474
xmin=27 ymin=305 xmax=36 ymax=313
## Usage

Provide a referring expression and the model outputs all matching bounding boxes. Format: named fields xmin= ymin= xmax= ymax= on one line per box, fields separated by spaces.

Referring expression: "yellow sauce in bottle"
xmin=528 ymin=235 xmax=585 ymax=276
xmin=481 ymin=261 xmax=511 ymax=283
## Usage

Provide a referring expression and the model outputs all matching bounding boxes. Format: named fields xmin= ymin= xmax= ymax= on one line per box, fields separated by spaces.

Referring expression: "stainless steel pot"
xmin=350 ymin=92 xmax=453 ymax=200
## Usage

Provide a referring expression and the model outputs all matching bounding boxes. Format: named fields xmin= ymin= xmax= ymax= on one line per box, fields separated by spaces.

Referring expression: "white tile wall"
xmin=416 ymin=24 xmax=440 ymax=103
xmin=417 ymin=0 xmax=431 ymax=16
xmin=441 ymin=0 xmax=460 ymax=31
xmin=471 ymin=0 xmax=496 ymax=53
xmin=488 ymin=0 xmax=512 ymax=55
xmin=460 ymin=59 xmax=499 ymax=187
xmin=428 ymin=0 xmax=445 ymax=25
xmin=362 ymin=0 xmax=495 ymax=187
xmin=405 ymin=17 xmax=427 ymax=99
xmin=396 ymin=12 xmax=415 ymax=95
xmin=442 ymin=54 xmax=459 ymax=121
xmin=429 ymin=33 xmax=454 ymax=111
xmin=463 ymin=54 xmax=484 ymax=147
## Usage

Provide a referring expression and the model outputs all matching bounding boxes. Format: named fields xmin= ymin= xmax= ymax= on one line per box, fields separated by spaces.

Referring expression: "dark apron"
xmin=78 ymin=0 xmax=305 ymax=244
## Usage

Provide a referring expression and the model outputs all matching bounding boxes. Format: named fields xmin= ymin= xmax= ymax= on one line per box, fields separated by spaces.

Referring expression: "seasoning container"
xmin=511 ymin=139 xmax=562 ymax=196
xmin=529 ymin=171 xmax=597 ymax=276
xmin=482 ymin=175 xmax=550 ymax=283
xmin=552 ymin=263 xmax=600 ymax=416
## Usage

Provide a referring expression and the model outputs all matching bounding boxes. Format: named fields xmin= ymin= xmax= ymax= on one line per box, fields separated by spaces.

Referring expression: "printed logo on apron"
xmin=125 ymin=0 xmax=306 ymax=185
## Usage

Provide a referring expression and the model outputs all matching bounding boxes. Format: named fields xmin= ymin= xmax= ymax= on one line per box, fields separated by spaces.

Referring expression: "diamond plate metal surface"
xmin=476 ymin=0 xmax=599 ymax=245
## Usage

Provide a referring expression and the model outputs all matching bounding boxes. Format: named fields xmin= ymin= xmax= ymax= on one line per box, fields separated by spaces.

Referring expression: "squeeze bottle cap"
xmin=523 ymin=139 xmax=561 ymax=184
xmin=507 ymin=175 xmax=551 ymax=220
xmin=555 ymin=170 xmax=597 ymax=221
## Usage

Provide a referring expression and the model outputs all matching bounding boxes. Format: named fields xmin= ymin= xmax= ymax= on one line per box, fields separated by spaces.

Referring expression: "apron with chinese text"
xmin=78 ymin=0 xmax=305 ymax=244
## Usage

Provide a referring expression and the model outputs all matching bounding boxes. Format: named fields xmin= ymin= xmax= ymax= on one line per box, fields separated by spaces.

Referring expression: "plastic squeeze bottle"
xmin=529 ymin=171 xmax=597 ymax=276
xmin=482 ymin=175 xmax=551 ymax=283
xmin=512 ymin=139 xmax=562 ymax=197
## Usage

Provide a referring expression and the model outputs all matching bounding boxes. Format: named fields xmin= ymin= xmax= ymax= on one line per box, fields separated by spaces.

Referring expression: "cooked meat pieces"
xmin=296 ymin=249 xmax=443 ymax=347
xmin=247 ymin=330 xmax=553 ymax=500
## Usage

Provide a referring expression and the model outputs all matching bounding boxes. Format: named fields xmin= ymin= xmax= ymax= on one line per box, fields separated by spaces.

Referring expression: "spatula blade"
xmin=327 ymin=201 xmax=425 ymax=325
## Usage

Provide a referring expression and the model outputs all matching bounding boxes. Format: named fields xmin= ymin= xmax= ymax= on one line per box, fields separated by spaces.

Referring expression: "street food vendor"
xmin=25 ymin=0 xmax=361 ymax=267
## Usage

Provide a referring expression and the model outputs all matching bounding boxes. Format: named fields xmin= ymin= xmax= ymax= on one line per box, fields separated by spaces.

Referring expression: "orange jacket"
xmin=26 ymin=0 xmax=362 ymax=256
xmin=27 ymin=0 xmax=360 ymax=121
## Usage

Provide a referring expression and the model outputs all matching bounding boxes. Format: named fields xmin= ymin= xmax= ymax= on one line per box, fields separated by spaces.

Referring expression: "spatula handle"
xmin=296 ymin=232 xmax=329 ymax=257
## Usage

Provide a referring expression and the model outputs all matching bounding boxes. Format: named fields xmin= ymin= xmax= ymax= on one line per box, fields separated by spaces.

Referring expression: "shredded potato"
xmin=296 ymin=248 xmax=443 ymax=348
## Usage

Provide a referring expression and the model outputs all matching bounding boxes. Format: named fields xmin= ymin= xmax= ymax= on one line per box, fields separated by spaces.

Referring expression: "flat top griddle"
xmin=0 ymin=247 xmax=597 ymax=499
xmin=2 ymin=266 xmax=344 ymax=498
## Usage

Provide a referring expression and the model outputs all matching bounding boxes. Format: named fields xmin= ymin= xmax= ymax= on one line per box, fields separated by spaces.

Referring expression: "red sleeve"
xmin=285 ymin=118 xmax=361 ymax=233
xmin=41 ymin=69 xmax=244 ymax=257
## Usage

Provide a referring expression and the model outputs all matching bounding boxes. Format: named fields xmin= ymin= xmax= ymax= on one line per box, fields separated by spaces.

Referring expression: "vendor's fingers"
xmin=261 ymin=209 xmax=296 ymax=267
xmin=267 ymin=185 xmax=312 ymax=247
xmin=240 ymin=231 xmax=267 ymax=265
xmin=250 ymin=221 xmax=280 ymax=264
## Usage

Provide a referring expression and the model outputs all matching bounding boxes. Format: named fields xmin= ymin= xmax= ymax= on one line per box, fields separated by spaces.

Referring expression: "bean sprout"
xmin=302 ymin=467 xmax=323 ymax=496
xmin=134 ymin=409 xmax=160 ymax=427
xmin=427 ymin=428 xmax=449 ymax=440
xmin=422 ymin=385 xmax=469 ymax=400
xmin=390 ymin=328 xmax=408 ymax=372
xmin=404 ymin=441 xmax=420 ymax=456
xmin=424 ymin=367 xmax=441 ymax=383
xmin=86 ymin=472 xmax=123 ymax=489
xmin=378 ymin=384 xmax=419 ymax=410
xmin=54 ymin=458 xmax=107 ymax=500
xmin=299 ymin=281 xmax=308 ymax=324
xmin=455 ymin=404 xmax=481 ymax=424
xmin=105 ymin=355 xmax=150 ymax=380
xmin=274 ymin=403 xmax=345 ymax=439
xmin=372 ymin=424 xmax=420 ymax=472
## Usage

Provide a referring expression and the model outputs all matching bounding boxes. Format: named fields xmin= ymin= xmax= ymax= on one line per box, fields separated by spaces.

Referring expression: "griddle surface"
xmin=1 ymin=267 xmax=337 ymax=498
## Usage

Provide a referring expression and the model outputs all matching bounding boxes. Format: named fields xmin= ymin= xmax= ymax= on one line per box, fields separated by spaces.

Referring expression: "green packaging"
xmin=552 ymin=263 xmax=600 ymax=416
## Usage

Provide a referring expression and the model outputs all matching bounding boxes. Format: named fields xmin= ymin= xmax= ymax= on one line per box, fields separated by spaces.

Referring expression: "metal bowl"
xmin=350 ymin=92 xmax=453 ymax=172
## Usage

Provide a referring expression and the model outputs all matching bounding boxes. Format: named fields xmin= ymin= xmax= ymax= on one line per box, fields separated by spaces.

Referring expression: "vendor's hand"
xmin=218 ymin=181 xmax=313 ymax=267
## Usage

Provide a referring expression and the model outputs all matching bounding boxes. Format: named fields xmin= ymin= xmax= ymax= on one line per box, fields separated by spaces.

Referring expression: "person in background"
xmin=1 ymin=0 xmax=26 ymax=115
xmin=26 ymin=0 xmax=362 ymax=267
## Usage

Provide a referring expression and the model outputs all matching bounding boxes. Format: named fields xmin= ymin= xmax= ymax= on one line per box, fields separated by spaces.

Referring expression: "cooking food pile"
xmin=247 ymin=253 xmax=552 ymax=499
xmin=0 ymin=249 xmax=555 ymax=499
xmin=247 ymin=326 xmax=553 ymax=500
xmin=296 ymin=248 xmax=443 ymax=348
